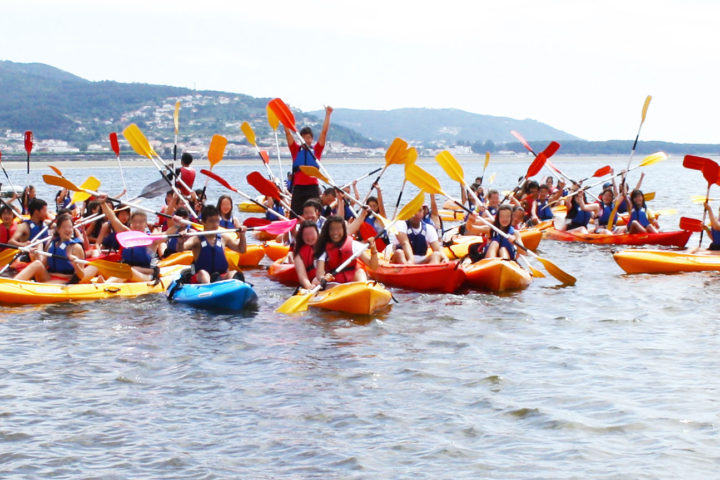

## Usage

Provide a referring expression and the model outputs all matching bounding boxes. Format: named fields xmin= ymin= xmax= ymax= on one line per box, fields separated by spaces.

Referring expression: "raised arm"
xmin=317 ymin=106 xmax=333 ymax=147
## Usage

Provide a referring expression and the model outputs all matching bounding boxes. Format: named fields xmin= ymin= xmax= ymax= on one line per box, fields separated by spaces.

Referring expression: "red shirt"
xmin=177 ymin=167 xmax=196 ymax=196
xmin=290 ymin=142 xmax=324 ymax=186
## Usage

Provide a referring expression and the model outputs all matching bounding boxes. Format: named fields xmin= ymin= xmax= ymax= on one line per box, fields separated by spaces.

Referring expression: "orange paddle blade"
xmin=268 ymin=98 xmax=297 ymax=133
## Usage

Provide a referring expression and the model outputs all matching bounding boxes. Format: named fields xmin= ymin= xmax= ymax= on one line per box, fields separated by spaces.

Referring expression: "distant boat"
xmin=0 ymin=185 xmax=22 ymax=198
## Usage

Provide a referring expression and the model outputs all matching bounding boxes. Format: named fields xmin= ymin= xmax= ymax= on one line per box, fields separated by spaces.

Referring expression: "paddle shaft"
xmin=550 ymin=162 xmax=647 ymax=206
xmin=0 ymin=241 xmax=101 ymax=269
xmin=201 ymin=170 xmax=292 ymax=221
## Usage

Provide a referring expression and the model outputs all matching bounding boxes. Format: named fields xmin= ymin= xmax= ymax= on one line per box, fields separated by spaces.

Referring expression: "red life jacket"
xmin=177 ymin=167 xmax=196 ymax=196
xmin=325 ymin=236 xmax=356 ymax=283
xmin=0 ymin=223 xmax=16 ymax=250
xmin=296 ymin=244 xmax=316 ymax=279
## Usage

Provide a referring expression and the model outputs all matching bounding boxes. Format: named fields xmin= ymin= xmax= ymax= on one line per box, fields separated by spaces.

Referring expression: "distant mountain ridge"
xmin=309 ymin=107 xmax=580 ymax=145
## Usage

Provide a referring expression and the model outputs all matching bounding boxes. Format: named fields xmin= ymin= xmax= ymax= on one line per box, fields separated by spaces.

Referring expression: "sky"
xmin=2 ymin=0 xmax=719 ymax=143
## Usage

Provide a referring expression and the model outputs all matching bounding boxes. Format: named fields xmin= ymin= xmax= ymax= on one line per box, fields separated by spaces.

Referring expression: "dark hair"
xmin=299 ymin=126 xmax=313 ymax=138
xmin=322 ymin=187 xmax=336 ymax=197
xmin=293 ymin=220 xmax=319 ymax=255
xmin=53 ymin=214 xmax=74 ymax=240
xmin=525 ymin=180 xmax=539 ymax=193
xmin=302 ymin=198 xmax=322 ymax=213
xmin=315 ymin=215 xmax=346 ymax=259
xmin=630 ymin=189 xmax=646 ymax=210
xmin=84 ymin=201 xmax=100 ymax=216
xmin=216 ymin=195 xmax=234 ymax=220
xmin=181 ymin=152 xmax=193 ymax=166
xmin=494 ymin=204 xmax=513 ymax=233
xmin=539 ymin=184 xmax=549 ymax=192
xmin=194 ymin=189 xmax=206 ymax=202
xmin=488 ymin=189 xmax=499 ymax=199
xmin=28 ymin=198 xmax=47 ymax=216
xmin=57 ymin=208 xmax=73 ymax=217
xmin=366 ymin=196 xmax=378 ymax=205
xmin=201 ymin=204 xmax=220 ymax=220
xmin=0 ymin=205 xmax=12 ymax=216
xmin=174 ymin=207 xmax=189 ymax=218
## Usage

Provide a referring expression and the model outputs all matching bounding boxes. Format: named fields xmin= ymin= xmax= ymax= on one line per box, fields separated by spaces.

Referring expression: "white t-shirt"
xmin=392 ymin=221 xmax=439 ymax=245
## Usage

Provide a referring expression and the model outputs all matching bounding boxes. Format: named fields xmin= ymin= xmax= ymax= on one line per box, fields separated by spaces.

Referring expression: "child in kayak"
xmin=626 ymin=189 xmax=659 ymax=234
xmin=14 ymin=214 xmax=87 ymax=284
xmin=563 ymin=190 xmax=594 ymax=234
xmin=484 ymin=204 xmax=521 ymax=260
xmin=217 ymin=195 xmax=242 ymax=229
xmin=293 ymin=220 xmax=319 ymax=289
xmin=530 ymin=184 xmax=555 ymax=225
xmin=315 ymin=215 xmax=378 ymax=283
xmin=703 ymin=202 xmax=720 ymax=252
xmin=179 ymin=205 xmax=247 ymax=284
xmin=391 ymin=207 xmax=447 ymax=265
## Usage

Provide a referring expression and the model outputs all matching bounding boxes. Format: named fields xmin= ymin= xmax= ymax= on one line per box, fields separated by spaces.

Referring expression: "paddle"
xmin=122 ymin=123 xmax=197 ymax=217
xmin=116 ymin=219 xmax=298 ymax=248
xmin=267 ymin=102 xmax=284 ymax=182
xmin=276 ymin=190 xmax=425 ymax=314
xmin=691 ymin=195 xmax=720 ymax=204
xmin=699 ymin=159 xmax=720 ymax=246
xmin=683 ymin=154 xmax=708 ymax=171
xmin=243 ymin=217 xmax=271 ymax=228
xmin=70 ymin=176 xmax=101 ymax=205
xmin=358 ymin=221 xmax=388 ymax=252
xmin=644 ymin=192 xmax=656 ymax=202
xmin=24 ymin=131 xmax=33 ymax=174
xmin=500 ymin=141 xmax=558 ymax=204
xmin=131 ymin=177 xmax=171 ymax=201
xmin=340 ymin=167 xmax=383 ymax=190
xmin=576 ymin=165 xmax=613 ymax=185
xmin=200 ymin=169 xmax=292 ymax=221
xmin=42 ymin=174 xmax=200 ymax=229
xmin=109 ymin=132 xmax=128 ymax=192
xmin=679 ymin=217 xmax=704 ymax=233
xmin=0 ymin=150 xmax=20 ymax=203
xmin=200 ymin=134 xmax=228 ymax=199
xmin=268 ymin=97 xmax=337 ymax=185
xmin=360 ymin=137 xmax=408 ymax=205
xmin=391 ymin=147 xmax=419 ymax=218
xmin=49 ymin=165 xmax=64 ymax=177
xmin=0 ymin=242 xmax=132 ymax=279
xmin=172 ymin=101 xmax=180 ymax=171
xmin=246 ymin=171 xmax=296 ymax=217
xmin=625 ymin=95 xmax=652 ymax=172
xmin=479 ymin=152 xmax=490 ymax=185
xmin=406 ymin=163 xmax=575 ymax=285
xmin=242 ymin=121 xmax=279 ymax=183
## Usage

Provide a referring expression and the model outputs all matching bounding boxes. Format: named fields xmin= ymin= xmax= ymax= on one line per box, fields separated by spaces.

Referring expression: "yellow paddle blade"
xmin=436 ymin=150 xmax=464 ymax=184
xmin=123 ymin=124 xmax=157 ymax=159
xmin=43 ymin=174 xmax=80 ymax=191
xmin=534 ymin=255 xmax=576 ymax=286
xmin=489 ymin=172 xmax=496 ymax=184
xmin=173 ymin=101 xmax=180 ymax=134
xmin=299 ymin=165 xmax=330 ymax=184
xmin=207 ymin=135 xmax=228 ymax=168
xmin=385 ymin=138 xmax=408 ymax=166
xmin=89 ymin=259 xmax=133 ymax=280
xmin=0 ymin=248 xmax=18 ymax=266
xmin=397 ymin=191 xmax=425 ymax=221
xmin=519 ymin=256 xmax=545 ymax=278
xmin=654 ymin=208 xmax=677 ymax=216
xmin=484 ymin=152 xmax=490 ymax=170
xmin=405 ymin=164 xmax=444 ymax=196
xmin=276 ymin=290 xmax=314 ymax=313
xmin=71 ymin=176 xmax=101 ymax=204
xmin=639 ymin=151 xmax=667 ymax=167
xmin=404 ymin=147 xmax=418 ymax=173
xmin=692 ymin=195 xmax=720 ymax=204
xmin=643 ymin=191 xmax=655 ymax=202
xmin=241 ymin=122 xmax=256 ymax=147
xmin=641 ymin=95 xmax=652 ymax=123
xmin=267 ymin=104 xmax=280 ymax=130
xmin=49 ymin=165 xmax=63 ymax=177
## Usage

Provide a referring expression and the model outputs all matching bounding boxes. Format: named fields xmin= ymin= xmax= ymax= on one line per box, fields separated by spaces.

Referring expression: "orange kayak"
xmin=158 ymin=245 xmax=266 ymax=268
xmin=544 ymin=228 xmax=692 ymax=247
xmin=263 ymin=241 xmax=291 ymax=261
xmin=462 ymin=258 xmax=532 ymax=292
xmin=268 ymin=258 xmax=299 ymax=285
xmin=613 ymin=249 xmax=720 ymax=274
xmin=362 ymin=260 xmax=465 ymax=293
xmin=308 ymin=281 xmax=392 ymax=315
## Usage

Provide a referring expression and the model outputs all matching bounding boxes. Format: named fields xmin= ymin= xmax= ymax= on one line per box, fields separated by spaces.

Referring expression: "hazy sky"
xmin=2 ymin=0 xmax=718 ymax=143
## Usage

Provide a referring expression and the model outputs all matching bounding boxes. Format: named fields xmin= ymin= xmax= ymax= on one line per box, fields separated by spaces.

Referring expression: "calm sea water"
xmin=2 ymin=155 xmax=719 ymax=478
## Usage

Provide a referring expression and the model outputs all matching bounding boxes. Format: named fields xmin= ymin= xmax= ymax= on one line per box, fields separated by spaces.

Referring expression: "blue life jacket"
xmin=536 ymin=200 xmax=554 ymax=220
xmin=122 ymin=245 xmax=155 ymax=267
xmin=487 ymin=205 xmax=499 ymax=217
xmin=617 ymin=198 xmax=629 ymax=214
xmin=711 ymin=228 xmax=720 ymax=247
xmin=292 ymin=147 xmax=319 ymax=172
xmin=219 ymin=218 xmax=235 ymax=229
xmin=102 ymin=226 xmax=120 ymax=251
xmin=487 ymin=226 xmax=517 ymax=259
xmin=24 ymin=219 xmax=47 ymax=241
xmin=47 ymin=238 xmax=81 ymax=274
xmin=596 ymin=202 xmax=616 ymax=226
xmin=165 ymin=226 xmax=190 ymax=255
xmin=406 ymin=221 xmax=429 ymax=255
xmin=265 ymin=202 xmax=285 ymax=221
xmin=630 ymin=207 xmax=650 ymax=227
xmin=193 ymin=234 xmax=228 ymax=274
xmin=568 ymin=200 xmax=592 ymax=227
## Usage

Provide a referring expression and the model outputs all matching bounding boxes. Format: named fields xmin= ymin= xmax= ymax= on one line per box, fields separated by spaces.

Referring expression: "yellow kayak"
xmin=613 ymin=249 xmax=720 ymax=274
xmin=308 ymin=281 xmax=392 ymax=315
xmin=0 ymin=264 xmax=186 ymax=305
xmin=462 ymin=258 xmax=532 ymax=292
xmin=238 ymin=201 xmax=265 ymax=213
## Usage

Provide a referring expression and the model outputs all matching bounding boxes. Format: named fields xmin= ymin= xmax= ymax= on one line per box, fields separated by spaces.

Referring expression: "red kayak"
xmin=268 ymin=258 xmax=299 ymax=285
xmin=544 ymin=228 xmax=692 ymax=247
xmin=361 ymin=260 xmax=466 ymax=293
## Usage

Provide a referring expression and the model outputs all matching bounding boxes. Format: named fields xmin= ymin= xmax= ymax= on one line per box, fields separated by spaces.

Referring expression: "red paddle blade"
xmin=526 ymin=152 xmax=547 ymax=178
xmin=243 ymin=217 xmax=271 ymax=228
xmin=260 ymin=150 xmax=270 ymax=164
xmin=24 ymin=131 xmax=33 ymax=154
xmin=702 ymin=160 xmax=719 ymax=185
xmin=593 ymin=165 xmax=612 ymax=177
xmin=268 ymin=98 xmax=297 ymax=133
xmin=540 ymin=141 xmax=560 ymax=159
xmin=256 ymin=218 xmax=297 ymax=235
xmin=679 ymin=217 xmax=703 ymax=232
xmin=200 ymin=169 xmax=236 ymax=192
xmin=683 ymin=154 xmax=708 ymax=171
xmin=358 ymin=221 xmax=388 ymax=252
xmin=0 ymin=150 xmax=2 ymax=162
xmin=247 ymin=171 xmax=281 ymax=200
xmin=510 ymin=130 xmax=533 ymax=153
xmin=109 ymin=132 xmax=120 ymax=156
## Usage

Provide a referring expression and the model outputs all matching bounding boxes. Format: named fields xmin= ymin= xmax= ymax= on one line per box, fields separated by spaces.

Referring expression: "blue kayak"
xmin=167 ymin=279 xmax=258 ymax=311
